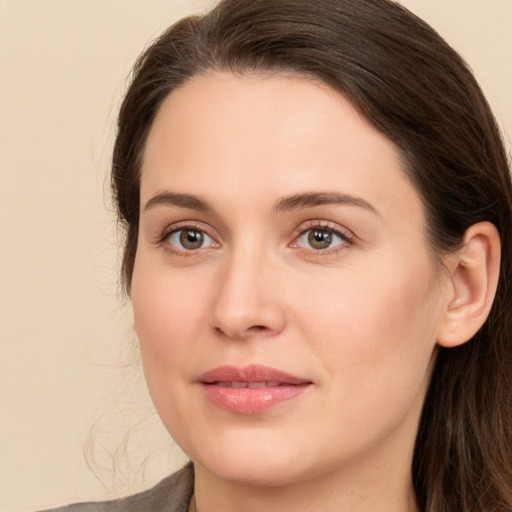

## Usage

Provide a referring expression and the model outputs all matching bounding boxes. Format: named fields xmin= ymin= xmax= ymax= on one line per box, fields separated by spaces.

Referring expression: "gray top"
xmin=40 ymin=464 xmax=194 ymax=512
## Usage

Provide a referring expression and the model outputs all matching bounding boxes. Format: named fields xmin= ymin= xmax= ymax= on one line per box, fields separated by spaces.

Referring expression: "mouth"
xmin=198 ymin=365 xmax=312 ymax=414
xmin=210 ymin=380 xmax=285 ymax=388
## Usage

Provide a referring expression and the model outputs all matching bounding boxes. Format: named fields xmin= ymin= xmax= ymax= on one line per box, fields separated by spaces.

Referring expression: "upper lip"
xmin=199 ymin=364 xmax=311 ymax=385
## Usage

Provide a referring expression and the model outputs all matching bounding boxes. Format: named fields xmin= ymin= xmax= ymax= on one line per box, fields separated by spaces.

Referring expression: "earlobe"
xmin=437 ymin=222 xmax=501 ymax=348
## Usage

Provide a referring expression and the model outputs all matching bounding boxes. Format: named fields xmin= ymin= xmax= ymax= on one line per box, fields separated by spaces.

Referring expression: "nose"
xmin=210 ymin=248 xmax=287 ymax=340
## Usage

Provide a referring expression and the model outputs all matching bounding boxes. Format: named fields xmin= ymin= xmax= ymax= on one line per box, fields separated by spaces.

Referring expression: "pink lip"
xmin=199 ymin=365 xmax=312 ymax=414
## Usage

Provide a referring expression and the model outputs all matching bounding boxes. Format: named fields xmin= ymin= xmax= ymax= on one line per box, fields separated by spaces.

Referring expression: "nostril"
xmin=214 ymin=324 xmax=270 ymax=340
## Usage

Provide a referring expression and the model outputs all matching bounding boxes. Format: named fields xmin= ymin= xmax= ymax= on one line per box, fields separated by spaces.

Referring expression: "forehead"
xmin=141 ymin=71 xmax=422 ymax=224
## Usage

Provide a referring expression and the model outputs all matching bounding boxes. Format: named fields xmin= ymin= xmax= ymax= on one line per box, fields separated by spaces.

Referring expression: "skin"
xmin=132 ymin=72 xmax=455 ymax=512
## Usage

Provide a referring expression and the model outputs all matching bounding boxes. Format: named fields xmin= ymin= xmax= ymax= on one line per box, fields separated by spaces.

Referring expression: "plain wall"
xmin=0 ymin=1 xmax=510 ymax=510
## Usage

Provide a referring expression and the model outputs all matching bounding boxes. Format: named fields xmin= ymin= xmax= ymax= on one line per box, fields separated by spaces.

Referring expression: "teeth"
xmin=216 ymin=381 xmax=282 ymax=388
xmin=248 ymin=382 xmax=266 ymax=388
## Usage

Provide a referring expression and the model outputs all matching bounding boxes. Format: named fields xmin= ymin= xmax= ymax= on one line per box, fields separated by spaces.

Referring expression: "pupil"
xmin=308 ymin=229 xmax=332 ymax=249
xmin=180 ymin=229 xmax=204 ymax=249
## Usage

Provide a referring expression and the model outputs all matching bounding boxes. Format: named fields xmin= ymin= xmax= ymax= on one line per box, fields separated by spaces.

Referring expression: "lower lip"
xmin=201 ymin=383 xmax=310 ymax=414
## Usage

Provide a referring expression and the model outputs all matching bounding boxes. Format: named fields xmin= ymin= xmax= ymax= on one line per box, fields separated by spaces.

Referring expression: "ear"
xmin=437 ymin=222 xmax=501 ymax=348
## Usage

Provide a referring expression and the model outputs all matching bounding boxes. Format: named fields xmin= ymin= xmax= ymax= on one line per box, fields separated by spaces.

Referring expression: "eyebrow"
xmin=143 ymin=190 xmax=379 ymax=216
xmin=144 ymin=192 xmax=213 ymax=212
xmin=273 ymin=191 xmax=380 ymax=216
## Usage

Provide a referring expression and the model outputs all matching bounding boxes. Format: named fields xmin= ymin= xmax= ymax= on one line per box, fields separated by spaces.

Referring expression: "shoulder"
xmin=40 ymin=464 xmax=194 ymax=512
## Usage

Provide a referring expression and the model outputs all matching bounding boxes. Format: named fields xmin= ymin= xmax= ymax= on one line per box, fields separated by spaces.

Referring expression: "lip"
xmin=198 ymin=364 xmax=312 ymax=414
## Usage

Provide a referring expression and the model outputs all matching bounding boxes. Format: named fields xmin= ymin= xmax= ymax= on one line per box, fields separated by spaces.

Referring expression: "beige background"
xmin=0 ymin=1 xmax=510 ymax=511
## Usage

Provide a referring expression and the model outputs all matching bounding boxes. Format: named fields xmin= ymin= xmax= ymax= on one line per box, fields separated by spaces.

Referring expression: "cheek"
xmin=131 ymin=261 xmax=210 ymax=404
xmin=290 ymin=258 xmax=440 ymax=420
xmin=133 ymin=274 xmax=202 ymax=348
xmin=132 ymin=246 xmax=212 ymax=339
xmin=294 ymin=256 xmax=439 ymax=346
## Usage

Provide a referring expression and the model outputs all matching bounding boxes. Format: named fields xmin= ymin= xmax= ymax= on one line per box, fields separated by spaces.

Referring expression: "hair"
xmin=111 ymin=0 xmax=512 ymax=510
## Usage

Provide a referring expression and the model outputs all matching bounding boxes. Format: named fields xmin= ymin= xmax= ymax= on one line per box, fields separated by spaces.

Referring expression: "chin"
xmin=186 ymin=427 xmax=330 ymax=488
xmin=203 ymin=454 xmax=309 ymax=488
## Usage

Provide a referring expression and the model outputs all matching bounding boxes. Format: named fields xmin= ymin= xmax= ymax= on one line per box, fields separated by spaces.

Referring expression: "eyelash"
xmin=157 ymin=222 xmax=218 ymax=257
xmin=291 ymin=220 xmax=355 ymax=256
xmin=156 ymin=220 xmax=354 ymax=257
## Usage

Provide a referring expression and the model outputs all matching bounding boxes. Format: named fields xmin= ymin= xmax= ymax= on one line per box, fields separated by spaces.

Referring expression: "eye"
xmin=297 ymin=228 xmax=344 ymax=250
xmin=167 ymin=228 xmax=216 ymax=251
xmin=292 ymin=224 xmax=353 ymax=252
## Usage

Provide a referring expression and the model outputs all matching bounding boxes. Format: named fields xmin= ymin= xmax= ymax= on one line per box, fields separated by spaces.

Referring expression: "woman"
xmin=44 ymin=0 xmax=512 ymax=510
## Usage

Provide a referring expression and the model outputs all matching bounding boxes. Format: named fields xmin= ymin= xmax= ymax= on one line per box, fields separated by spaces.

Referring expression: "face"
xmin=132 ymin=72 xmax=448 ymax=488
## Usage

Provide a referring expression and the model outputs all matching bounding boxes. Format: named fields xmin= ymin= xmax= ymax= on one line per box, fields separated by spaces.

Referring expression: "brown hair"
xmin=111 ymin=0 xmax=512 ymax=510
